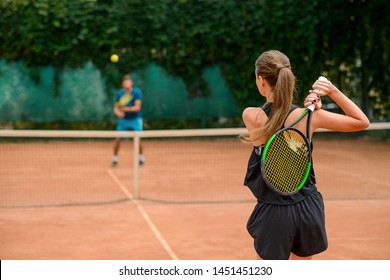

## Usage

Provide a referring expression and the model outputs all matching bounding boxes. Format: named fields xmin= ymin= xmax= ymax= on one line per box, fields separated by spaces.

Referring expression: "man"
xmin=112 ymin=75 xmax=144 ymax=167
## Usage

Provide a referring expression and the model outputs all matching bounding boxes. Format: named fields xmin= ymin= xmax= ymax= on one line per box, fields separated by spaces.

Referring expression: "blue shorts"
xmin=116 ymin=118 xmax=143 ymax=132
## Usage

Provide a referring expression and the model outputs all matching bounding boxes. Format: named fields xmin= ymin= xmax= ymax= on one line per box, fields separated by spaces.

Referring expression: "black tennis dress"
xmin=243 ymin=103 xmax=328 ymax=260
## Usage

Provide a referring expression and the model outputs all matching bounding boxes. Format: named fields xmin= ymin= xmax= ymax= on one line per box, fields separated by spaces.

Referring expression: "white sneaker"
xmin=139 ymin=154 xmax=145 ymax=166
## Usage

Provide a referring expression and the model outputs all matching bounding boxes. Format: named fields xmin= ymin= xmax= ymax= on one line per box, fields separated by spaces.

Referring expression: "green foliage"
xmin=0 ymin=0 xmax=389 ymax=122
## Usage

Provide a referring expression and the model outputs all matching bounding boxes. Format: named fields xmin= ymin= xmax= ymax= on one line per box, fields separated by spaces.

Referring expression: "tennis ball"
xmin=110 ymin=54 xmax=119 ymax=63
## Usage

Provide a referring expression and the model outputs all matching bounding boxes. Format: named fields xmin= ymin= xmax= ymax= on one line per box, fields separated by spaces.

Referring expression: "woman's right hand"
xmin=310 ymin=77 xmax=335 ymax=98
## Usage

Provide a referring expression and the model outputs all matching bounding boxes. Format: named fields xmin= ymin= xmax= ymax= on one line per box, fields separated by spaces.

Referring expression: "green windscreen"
xmin=0 ymin=60 xmax=239 ymax=123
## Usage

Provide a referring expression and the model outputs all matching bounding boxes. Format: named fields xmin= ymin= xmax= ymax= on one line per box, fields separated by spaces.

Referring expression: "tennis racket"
xmin=118 ymin=94 xmax=132 ymax=106
xmin=260 ymin=104 xmax=314 ymax=196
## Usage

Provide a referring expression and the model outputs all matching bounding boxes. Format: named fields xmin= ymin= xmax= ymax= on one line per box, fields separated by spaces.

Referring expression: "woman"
xmin=242 ymin=50 xmax=369 ymax=260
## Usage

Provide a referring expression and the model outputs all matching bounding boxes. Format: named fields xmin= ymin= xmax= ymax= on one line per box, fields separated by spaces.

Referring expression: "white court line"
xmin=107 ymin=169 xmax=179 ymax=260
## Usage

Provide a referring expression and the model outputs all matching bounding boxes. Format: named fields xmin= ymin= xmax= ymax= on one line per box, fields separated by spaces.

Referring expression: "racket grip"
xmin=318 ymin=76 xmax=328 ymax=81
xmin=307 ymin=104 xmax=315 ymax=111
xmin=315 ymin=76 xmax=328 ymax=103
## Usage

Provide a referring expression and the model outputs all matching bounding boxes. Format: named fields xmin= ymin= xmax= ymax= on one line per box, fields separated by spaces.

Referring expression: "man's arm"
xmin=120 ymin=100 xmax=142 ymax=113
xmin=113 ymin=102 xmax=125 ymax=118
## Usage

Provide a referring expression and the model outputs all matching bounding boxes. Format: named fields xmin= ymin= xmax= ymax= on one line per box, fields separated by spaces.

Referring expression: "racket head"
xmin=260 ymin=127 xmax=312 ymax=196
xmin=118 ymin=94 xmax=131 ymax=106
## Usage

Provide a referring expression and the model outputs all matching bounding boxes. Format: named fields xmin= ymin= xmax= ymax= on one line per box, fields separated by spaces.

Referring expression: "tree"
xmin=0 ymin=0 xmax=388 ymax=123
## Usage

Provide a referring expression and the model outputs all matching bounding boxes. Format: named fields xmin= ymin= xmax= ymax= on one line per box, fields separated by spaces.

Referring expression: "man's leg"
xmin=112 ymin=138 xmax=121 ymax=167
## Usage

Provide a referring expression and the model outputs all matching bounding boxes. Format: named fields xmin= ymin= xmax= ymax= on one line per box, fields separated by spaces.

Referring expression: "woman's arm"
xmin=307 ymin=78 xmax=370 ymax=132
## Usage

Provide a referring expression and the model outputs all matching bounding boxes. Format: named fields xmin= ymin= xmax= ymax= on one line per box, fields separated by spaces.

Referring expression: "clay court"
xmin=0 ymin=134 xmax=389 ymax=260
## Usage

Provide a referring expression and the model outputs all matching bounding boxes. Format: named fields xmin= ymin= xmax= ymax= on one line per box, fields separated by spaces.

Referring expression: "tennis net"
xmin=0 ymin=123 xmax=389 ymax=208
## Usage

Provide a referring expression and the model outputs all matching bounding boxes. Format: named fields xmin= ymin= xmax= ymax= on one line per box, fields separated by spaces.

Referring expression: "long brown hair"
xmin=241 ymin=50 xmax=296 ymax=143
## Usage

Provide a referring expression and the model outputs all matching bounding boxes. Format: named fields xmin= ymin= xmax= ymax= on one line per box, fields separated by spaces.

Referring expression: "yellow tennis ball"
xmin=110 ymin=54 xmax=119 ymax=63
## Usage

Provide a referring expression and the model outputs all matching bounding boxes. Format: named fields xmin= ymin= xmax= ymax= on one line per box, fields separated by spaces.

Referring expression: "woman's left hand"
xmin=304 ymin=92 xmax=322 ymax=110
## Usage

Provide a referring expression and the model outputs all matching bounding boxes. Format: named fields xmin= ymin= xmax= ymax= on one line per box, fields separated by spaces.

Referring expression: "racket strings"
xmin=263 ymin=130 xmax=310 ymax=194
xmin=118 ymin=94 xmax=132 ymax=106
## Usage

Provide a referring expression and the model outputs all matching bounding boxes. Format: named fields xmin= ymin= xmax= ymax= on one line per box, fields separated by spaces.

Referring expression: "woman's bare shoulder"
xmin=242 ymin=107 xmax=267 ymax=130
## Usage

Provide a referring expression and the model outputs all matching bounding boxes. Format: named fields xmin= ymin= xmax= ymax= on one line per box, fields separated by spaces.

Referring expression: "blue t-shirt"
xmin=115 ymin=87 xmax=143 ymax=119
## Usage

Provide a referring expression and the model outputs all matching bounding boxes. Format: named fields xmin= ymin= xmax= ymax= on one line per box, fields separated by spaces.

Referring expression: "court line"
xmin=106 ymin=169 xmax=179 ymax=260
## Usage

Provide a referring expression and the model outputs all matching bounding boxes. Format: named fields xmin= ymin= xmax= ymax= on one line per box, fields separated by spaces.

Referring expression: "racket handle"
xmin=315 ymin=76 xmax=328 ymax=104
xmin=307 ymin=104 xmax=315 ymax=111
xmin=318 ymin=76 xmax=328 ymax=81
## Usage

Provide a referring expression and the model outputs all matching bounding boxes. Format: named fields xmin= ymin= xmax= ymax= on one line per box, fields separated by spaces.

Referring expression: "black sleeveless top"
xmin=243 ymin=103 xmax=318 ymax=205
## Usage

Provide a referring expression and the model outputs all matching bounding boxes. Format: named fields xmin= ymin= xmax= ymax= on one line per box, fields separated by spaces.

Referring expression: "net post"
xmin=133 ymin=133 xmax=140 ymax=199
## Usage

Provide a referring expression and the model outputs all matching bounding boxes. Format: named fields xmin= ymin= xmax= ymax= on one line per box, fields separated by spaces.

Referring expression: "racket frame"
xmin=118 ymin=93 xmax=132 ymax=106
xmin=260 ymin=105 xmax=314 ymax=196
